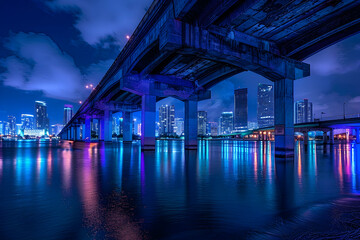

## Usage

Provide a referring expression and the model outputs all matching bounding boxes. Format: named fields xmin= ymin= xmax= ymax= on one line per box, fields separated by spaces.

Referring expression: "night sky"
xmin=1 ymin=0 xmax=360 ymax=125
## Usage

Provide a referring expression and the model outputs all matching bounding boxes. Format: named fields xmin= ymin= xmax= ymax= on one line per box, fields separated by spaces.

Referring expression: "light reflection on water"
xmin=0 ymin=140 xmax=360 ymax=239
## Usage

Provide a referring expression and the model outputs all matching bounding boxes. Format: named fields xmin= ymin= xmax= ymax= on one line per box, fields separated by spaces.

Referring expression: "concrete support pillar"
xmin=100 ymin=110 xmax=112 ymax=142
xmin=274 ymin=78 xmax=294 ymax=160
xmin=323 ymin=131 xmax=328 ymax=145
xmin=303 ymin=131 xmax=309 ymax=146
xmin=84 ymin=116 xmax=91 ymax=141
xmin=356 ymin=128 xmax=360 ymax=144
xmin=330 ymin=129 xmax=334 ymax=145
xmin=75 ymin=126 xmax=81 ymax=141
xmin=141 ymin=95 xmax=156 ymax=150
xmin=123 ymin=111 xmax=133 ymax=142
xmin=184 ymin=100 xmax=198 ymax=150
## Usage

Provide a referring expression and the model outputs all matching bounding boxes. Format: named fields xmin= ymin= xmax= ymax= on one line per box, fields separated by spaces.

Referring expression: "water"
xmin=1 ymin=140 xmax=360 ymax=239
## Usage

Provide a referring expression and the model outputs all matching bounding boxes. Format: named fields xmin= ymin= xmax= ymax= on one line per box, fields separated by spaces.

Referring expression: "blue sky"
xmin=1 ymin=0 xmax=360 ymax=124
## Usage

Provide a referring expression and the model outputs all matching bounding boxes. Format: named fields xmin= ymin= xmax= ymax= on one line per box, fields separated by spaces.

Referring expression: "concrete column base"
xmin=141 ymin=95 xmax=156 ymax=151
xmin=184 ymin=100 xmax=198 ymax=150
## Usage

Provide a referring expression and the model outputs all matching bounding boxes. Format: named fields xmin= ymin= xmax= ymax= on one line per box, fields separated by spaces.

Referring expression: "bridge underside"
xmin=59 ymin=0 xmax=360 ymax=160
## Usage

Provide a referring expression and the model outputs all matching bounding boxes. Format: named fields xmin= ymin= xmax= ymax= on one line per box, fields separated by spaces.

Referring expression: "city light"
xmin=126 ymin=35 xmax=130 ymax=40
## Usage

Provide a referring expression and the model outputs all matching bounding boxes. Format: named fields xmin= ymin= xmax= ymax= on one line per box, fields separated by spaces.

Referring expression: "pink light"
xmin=126 ymin=35 xmax=130 ymax=40
xmin=79 ymin=101 xmax=83 ymax=104
xmin=86 ymin=85 xmax=89 ymax=89
xmin=90 ymin=84 xmax=93 ymax=87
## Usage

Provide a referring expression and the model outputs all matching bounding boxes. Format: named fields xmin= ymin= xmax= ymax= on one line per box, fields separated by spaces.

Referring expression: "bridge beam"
xmin=141 ymin=95 xmax=156 ymax=150
xmin=274 ymin=78 xmax=294 ymax=160
xmin=160 ymin=19 xmax=310 ymax=81
xmin=184 ymin=99 xmax=198 ymax=150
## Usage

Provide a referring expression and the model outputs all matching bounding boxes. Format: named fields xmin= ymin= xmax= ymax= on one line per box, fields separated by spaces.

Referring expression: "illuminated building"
xmin=21 ymin=114 xmax=34 ymax=130
xmin=8 ymin=115 xmax=16 ymax=136
xmin=35 ymin=101 xmax=49 ymax=131
xmin=174 ymin=118 xmax=184 ymax=136
xmin=197 ymin=111 xmax=207 ymax=136
xmin=295 ymin=99 xmax=313 ymax=124
xmin=257 ymin=84 xmax=274 ymax=128
xmin=234 ymin=88 xmax=248 ymax=130
xmin=219 ymin=112 xmax=233 ymax=135
xmin=159 ymin=105 xmax=175 ymax=135
xmin=63 ymin=104 xmax=73 ymax=125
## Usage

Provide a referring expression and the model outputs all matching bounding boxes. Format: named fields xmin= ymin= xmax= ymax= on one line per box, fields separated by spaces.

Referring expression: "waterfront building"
xmin=63 ymin=104 xmax=73 ymax=125
xmin=197 ymin=111 xmax=207 ymax=136
xmin=159 ymin=105 xmax=175 ymax=135
xmin=21 ymin=114 xmax=35 ymax=130
xmin=8 ymin=115 xmax=16 ymax=136
xmin=51 ymin=124 xmax=64 ymax=136
xmin=208 ymin=122 xmax=218 ymax=136
xmin=295 ymin=99 xmax=313 ymax=123
xmin=219 ymin=112 xmax=233 ymax=135
xmin=257 ymin=84 xmax=274 ymax=128
xmin=234 ymin=88 xmax=248 ymax=130
xmin=35 ymin=101 xmax=49 ymax=131
xmin=174 ymin=118 xmax=184 ymax=136
xmin=248 ymin=121 xmax=258 ymax=130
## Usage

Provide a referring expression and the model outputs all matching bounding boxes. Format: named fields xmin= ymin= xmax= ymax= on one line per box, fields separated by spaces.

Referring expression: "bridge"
xmin=58 ymin=0 xmax=360 ymax=160
xmin=227 ymin=115 xmax=360 ymax=144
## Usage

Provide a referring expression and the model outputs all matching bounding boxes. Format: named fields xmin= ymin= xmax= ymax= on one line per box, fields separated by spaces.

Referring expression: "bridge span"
xmin=59 ymin=0 xmax=360 ymax=160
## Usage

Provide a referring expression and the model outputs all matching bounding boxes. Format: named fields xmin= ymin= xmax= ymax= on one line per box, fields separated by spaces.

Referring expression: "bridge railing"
xmin=314 ymin=113 xmax=360 ymax=121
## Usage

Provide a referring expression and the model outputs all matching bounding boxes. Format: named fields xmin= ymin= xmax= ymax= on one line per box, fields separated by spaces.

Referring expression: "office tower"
xmin=197 ymin=111 xmax=207 ymax=136
xmin=159 ymin=105 xmax=175 ymax=135
xmin=257 ymin=84 xmax=274 ymax=128
xmin=112 ymin=117 xmax=120 ymax=135
xmin=208 ymin=122 xmax=218 ymax=136
xmin=35 ymin=101 xmax=49 ymax=131
xmin=219 ymin=112 xmax=233 ymax=135
xmin=137 ymin=123 xmax=142 ymax=136
xmin=0 ymin=121 xmax=4 ymax=135
xmin=248 ymin=121 xmax=258 ymax=130
xmin=174 ymin=118 xmax=184 ymax=136
xmin=234 ymin=88 xmax=248 ymax=130
xmin=21 ymin=114 xmax=34 ymax=130
xmin=51 ymin=124 xmax=64 ymax=136
xmin=295 ymin=99 xmax=313 ymax=124
xmin=63 ymin=104 xmax=73 ymax=125
xmin=8 ymin=115 xmax=16 ymax=136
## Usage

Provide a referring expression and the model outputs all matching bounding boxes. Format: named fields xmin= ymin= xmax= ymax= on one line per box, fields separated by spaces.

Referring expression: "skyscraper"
xmin=219 ymin=112 xmax=233 ymax=135
xmin=257 ymin=84 xmax=274 ymax=128
xmin=63 ymin=104 xmax=73 ymax=125
xmin=159 ymin=105 xmax=175 ymax=135
xmin=295 ymin=99 xmax=313 ymax=124
xmin=21 ymin=114 xmax=34 ymax=130
xmin=8 ymin=116 xmax=16 ymax=136
xmin=197 ymin=111 xmax=207 ymax=136
xmin=51 ymin=124 xmax=64 ymax=136
xmin=208 ymin=122 xmax=218 ymax=136
xmin=174 ymin=118 xmax=184 ymax=136
xmin=35 ymin=101 xmax=49 ymax=131
xmin=234 ymin=88 xmax=248 ymax=131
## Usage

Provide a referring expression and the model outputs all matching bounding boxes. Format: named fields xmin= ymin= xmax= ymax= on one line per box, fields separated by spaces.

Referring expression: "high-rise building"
xmin=248 ymin=121 xmax=258 ymax=130
xmin=63 ymin=104 xmax=73 ymax=125
xmin=257 ymin=84 xmax=274 ymax=128
xmin=295 ymin=99 xmax=313 ymax=124
xmin=21 ymin=114 xmax=34 ymax=130
xmin=159 ymin=105 xmax=175 ymax=135
xmin=35 ymin=101 xmax=49 ymax=131
xmin=8 ymin=115 xmax=16 ymax=136
xmin=174 ymin=118 xmax=184 ymax=136
xmin=208 ymin=122 xmax=218 ymax=136
xmin=197 ymin=111 xmax=207 ymax=136
xmin=51 ymin=124 xmax=64 ymax=136
xmin=219 ymin=112 xmax=233 ymax=135
xmin=0 ymin=121 xmax=4 ymax=135
xmin=234 ymin=88 xmax=248 ymax=131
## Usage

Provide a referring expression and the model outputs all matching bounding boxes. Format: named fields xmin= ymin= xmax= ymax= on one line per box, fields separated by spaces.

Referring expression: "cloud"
xmin=0 ymin=32 xmax=112 ymax=102
xmin=44 ymin=0 xmax=153 ymax=47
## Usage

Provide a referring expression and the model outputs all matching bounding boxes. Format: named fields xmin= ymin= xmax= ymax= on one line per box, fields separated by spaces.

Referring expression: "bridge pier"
xmin=274 ymin=78 xmax=294 ymax=161
xmin=323 ymin=131 xmax=328 ymax=145
xmin=330 ymin=129 xmax=334 ymax=145
xmin=75 ymin=125 xmax=81 ymax=141
xmin=356 ymin=128 xmax=360 ymax=144
xmin=100 ymin=110 xmax=112 ymax=142
xmin=123 ymin=111 xmax=133 ymax=142
xmin=184 ymin=100 xmax=198 ymax=150
xmin=141 ymin=95 xmax=156 ymax=150
xmin=84 ymin=116 xmax=91 ymax=141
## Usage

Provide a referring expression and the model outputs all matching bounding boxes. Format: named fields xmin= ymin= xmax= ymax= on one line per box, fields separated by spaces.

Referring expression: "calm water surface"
xmin=1 ymin=140 xmax=360 ymax=239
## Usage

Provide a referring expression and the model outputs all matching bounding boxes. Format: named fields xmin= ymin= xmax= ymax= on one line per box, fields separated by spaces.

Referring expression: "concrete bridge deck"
xmin=59 ymin=0 xmax=360 ymax=160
